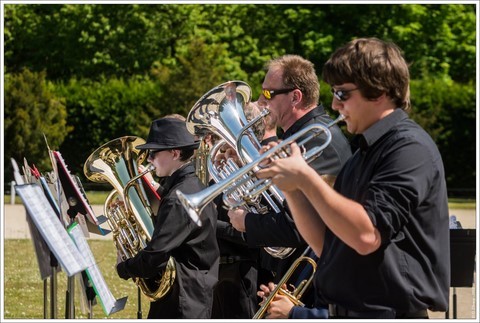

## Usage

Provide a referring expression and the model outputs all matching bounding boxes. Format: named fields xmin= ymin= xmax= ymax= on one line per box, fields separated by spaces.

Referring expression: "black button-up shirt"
xmin=316 ymin=109 xmax=450 ymax=313
xmin=117 ymin=163 xmax=219 ymax=318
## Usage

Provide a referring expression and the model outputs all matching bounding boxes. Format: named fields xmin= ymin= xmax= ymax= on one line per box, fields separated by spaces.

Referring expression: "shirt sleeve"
xmin=289 ymin=306 xmax=329 ymax=319
xmin=117 ymin=196 xmax=195 ymax=279
xmin=244 ymin=210 xmax=305 ymax=248
xmin=363 ymin=137 xmax=441 ymax=244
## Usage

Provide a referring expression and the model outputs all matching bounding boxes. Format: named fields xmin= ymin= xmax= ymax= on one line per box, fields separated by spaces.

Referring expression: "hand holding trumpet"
xmin=257 ymin=282 xmax=295 ymax=319
xmin=256 ymin=141 xmax=309 ymax=192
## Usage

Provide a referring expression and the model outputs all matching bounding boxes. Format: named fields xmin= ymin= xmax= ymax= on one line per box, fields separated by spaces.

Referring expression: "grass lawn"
xmin=3 ymin=239 xmax=150 ymax=319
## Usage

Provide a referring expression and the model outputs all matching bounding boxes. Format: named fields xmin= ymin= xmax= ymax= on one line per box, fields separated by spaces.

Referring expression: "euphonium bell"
xmin=182 ymin=81 xmax=294 ymax=258
xmin=84 ymin=136 xmax=175 ymax=301
xmin=177 ymin=114 xmax=344 ymax=228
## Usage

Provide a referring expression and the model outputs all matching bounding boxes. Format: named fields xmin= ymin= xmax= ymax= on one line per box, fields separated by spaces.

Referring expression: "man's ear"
xmin=292 ymin=88 xmax=303 ymax=107
xmin=171 ymin=149 xmax=179 ymax=160
xmin=372 ymin=92 xmax=388 ymax=103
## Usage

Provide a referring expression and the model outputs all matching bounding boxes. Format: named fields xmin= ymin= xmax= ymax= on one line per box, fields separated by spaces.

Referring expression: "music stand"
xmin=447 ymin=228 xmax=476 ymax=319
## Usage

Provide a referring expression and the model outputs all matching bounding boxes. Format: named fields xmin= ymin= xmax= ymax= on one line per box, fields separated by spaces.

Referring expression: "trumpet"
xmin=176 ymin=114 xmax=345 ymax=226
xmin=253 ymin=247 xmax=317 ymax=319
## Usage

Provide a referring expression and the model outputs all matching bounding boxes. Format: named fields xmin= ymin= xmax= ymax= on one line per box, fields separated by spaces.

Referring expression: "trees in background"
xmin=3 ymin=3 xmax=476 ymax=194
xmin=4 ymin=69 xmax=71 ymax=171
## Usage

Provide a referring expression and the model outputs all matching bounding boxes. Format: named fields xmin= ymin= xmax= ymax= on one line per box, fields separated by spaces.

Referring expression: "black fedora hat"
xmin=136 ymin=117 xmax=199 ymax=151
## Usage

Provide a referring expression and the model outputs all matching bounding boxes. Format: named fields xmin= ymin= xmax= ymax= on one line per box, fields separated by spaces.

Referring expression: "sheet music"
xmin=15 ymin=184 xmax=88 ymax=277
xmin=53 ymin=151 xmax=100 ymax=226
xmin=68 ymin=223 xmax=123 ymax=316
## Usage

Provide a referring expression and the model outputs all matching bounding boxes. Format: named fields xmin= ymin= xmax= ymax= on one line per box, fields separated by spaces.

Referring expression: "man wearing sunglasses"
xmin=227 ymin=54 xmax=351 ymax=318
xmin=256 ymin=38 xmax=449 ymax=319
xmin=116 ymin=116 xmax=219 ymax=319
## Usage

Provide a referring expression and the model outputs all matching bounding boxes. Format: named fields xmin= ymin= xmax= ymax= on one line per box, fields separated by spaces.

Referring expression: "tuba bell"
xmin=182 ymin=81 xmax=294 ymax=259
xmin=84 ymin=136 xmax=175 ymax=301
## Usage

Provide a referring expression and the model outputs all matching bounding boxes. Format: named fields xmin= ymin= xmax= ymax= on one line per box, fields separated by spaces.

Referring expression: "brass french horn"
xmin=84 ymin=136 xmax=175 ymax=301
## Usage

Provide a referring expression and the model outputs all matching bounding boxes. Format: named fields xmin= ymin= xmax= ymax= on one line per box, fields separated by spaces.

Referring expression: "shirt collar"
xmin=162 ymin=162 xmax=195 ymax=192
xmin=354 ymin=109 xmax=408 ymax=151
xmin=282 ymin=105 xmax=325 ymax=139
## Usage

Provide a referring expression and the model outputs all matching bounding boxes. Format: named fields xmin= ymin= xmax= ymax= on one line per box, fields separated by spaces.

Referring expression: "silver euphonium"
xmin=181 ymin=80 xmax=295 ymax=259
xmin=84 ymin=136 xmax=175 ymax=301
xmin=177 ymin=111 xmax=345 ymax=238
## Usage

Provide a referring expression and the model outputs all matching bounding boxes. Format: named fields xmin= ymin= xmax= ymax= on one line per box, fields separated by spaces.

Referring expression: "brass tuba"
xmin=84 ymin=136 xmax=175 ymax=301
xmin=182 ymin=80 xmax=294 ymax=259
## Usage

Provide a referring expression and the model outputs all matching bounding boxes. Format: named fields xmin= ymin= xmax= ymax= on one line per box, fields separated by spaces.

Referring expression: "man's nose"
xmin=258 ymin=94 xmax=267 ymax=105
xmin=331 ymin=100 xmax=342 ymax=112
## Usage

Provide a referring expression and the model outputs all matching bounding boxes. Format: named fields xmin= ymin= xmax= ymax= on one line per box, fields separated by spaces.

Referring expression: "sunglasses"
xmin=331 ymin=87 xmax=359 ymax=102
xmin=262 ymin=88 xmax=296 ymax=100
xmin=148 ymin=150 xmax=162 ymax=159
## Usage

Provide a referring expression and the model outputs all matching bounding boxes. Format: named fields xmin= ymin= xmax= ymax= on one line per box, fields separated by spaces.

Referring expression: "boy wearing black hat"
xmin=116 ymin=117 xmax=219 ymax=319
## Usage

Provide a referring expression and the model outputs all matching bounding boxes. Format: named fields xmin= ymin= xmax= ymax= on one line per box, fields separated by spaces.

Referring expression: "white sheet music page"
xmin=15 ymin=184 xmax=88 ymax=277
xmin=68 ymin=223 xmax=119 ymax=316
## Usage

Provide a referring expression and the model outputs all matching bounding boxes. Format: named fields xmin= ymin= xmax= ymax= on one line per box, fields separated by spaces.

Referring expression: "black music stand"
xmin=446 ymin=228 xmax=476 ymax=319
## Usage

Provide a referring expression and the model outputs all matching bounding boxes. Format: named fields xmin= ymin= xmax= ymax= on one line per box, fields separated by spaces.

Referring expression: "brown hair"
xmin=323 ymin=38 xmax=411 ymax=111
xmin=266 ymin=55 xmax=319 ymax=108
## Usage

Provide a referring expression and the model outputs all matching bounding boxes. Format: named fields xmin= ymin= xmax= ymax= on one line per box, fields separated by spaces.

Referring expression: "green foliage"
xmin=4 ymin=4 xmax=196 ymax=80
xmin=153 ymin=38 xmax=249 ymax=117
xmin=410 ymin=78 xmax=476 ymax=189
xmin=3 ymin=3 xmax=476 ymax=194
xmin=4 ymin=69 xmax=71 ymax=182
xmin=53 ymin=76 xmax=160 ymax=179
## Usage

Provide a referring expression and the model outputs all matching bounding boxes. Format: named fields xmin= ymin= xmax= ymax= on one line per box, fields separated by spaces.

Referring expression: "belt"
xmin=219 ymin=256 xmax=252 ymax=264
xmin=328 ymin=304 xmax=428 ymax=319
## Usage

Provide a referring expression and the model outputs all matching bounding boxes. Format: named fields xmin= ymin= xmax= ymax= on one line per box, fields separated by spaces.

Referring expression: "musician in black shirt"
xmin=116 ymin=117 xmax=219 ymax=319
xmin=256 ymin=38 xmax=449 ymax=319
xmin=228 ymin=55 xmax=351 ymax=283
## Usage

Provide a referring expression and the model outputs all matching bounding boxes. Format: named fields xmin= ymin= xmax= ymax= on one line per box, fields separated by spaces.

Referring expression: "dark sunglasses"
xmin=148 ymin=150 xmax=162 ymax=159
xmin=262 ymin=88 xmax=296 ymax=100
xmin=331 ymin=87 xmax=359 ymax=102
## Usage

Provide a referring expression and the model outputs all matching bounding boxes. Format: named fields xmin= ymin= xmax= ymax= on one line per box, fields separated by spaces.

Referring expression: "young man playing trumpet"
xmin=256 ymin=38 xmax=449 ymax=319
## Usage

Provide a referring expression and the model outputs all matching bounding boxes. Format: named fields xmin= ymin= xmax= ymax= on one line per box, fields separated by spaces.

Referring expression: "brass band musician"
xmin=227 ymin=55 xmax=352 ymax=318
xmin=116 ymin=117 xmax=219 ymax=319
xmin=256 ymin=38 xmax=450 ymax=319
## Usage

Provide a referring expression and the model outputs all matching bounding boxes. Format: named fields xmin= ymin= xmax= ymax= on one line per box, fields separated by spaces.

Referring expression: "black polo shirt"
xmin=316 ymin=109 xmax=450 ymax=313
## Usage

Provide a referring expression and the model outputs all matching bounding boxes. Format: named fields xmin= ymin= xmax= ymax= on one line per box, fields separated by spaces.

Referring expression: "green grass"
xmin=84 ymin=191 xmax=111 ymax=205
xmin=5 ymin=191 xmax=110 ymax=206
xmin=447 ymin=198 xmax=476 ymax=209
xmin=3 ymin=239 xmax=150 ymax=319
